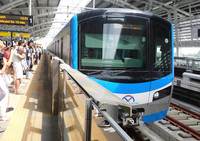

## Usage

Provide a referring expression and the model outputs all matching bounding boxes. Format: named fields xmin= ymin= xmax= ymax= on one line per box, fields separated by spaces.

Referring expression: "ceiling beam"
xmin=30 ymin=27 xmax=51 ymax=35
xmin=32 ymin=32 xmax=48 ymax=38
xmin=26 ymin=20 xmax=67 ymax=31
xmin=103 ymin=0 xmax=140 ymax=10
xmin=33 ymin=11 xmax=77 ymax=19
xmin=8 ymin=7 xmax=58 ymax=12
xmin=0 ymin=0 xmax=27 ymax=13
xmin=177 ymin=0 xmax=200 ymax=9
xmin=148 ymin=0 xmax=191 ymax=16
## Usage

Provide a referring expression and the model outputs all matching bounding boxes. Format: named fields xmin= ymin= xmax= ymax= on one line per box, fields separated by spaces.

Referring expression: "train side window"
xmin=153 ymin=22 xmax=171 ymax=72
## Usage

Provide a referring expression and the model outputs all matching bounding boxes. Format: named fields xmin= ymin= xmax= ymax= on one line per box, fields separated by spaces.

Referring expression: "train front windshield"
xmin=80 ymin=17 xmax=148 ymax=70
xmin=80 ymin=16 xmax=171 ymax=73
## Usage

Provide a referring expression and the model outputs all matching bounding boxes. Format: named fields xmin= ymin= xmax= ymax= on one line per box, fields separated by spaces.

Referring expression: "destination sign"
xmin=0 ymin=13 xmax=33 ymax=26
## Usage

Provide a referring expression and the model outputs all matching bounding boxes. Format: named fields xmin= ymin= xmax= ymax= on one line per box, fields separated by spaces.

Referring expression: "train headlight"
xmin=153 ymin=92 xmax=159 ymax=99
xmin=153 ymin=86 xmax=172 ymax=101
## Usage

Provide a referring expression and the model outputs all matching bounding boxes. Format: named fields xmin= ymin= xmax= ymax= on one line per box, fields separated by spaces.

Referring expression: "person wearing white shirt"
xmin=13 ymin=40 xmax=26 ymax=94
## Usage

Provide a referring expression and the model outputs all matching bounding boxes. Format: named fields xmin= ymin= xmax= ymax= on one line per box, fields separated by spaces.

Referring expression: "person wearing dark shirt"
xmin=26 ymin=41 xmax=34 ymax=78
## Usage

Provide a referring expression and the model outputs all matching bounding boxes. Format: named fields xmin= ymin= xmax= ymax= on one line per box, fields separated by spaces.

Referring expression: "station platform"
xmin=0 ymin=56 xmax=59 ymax=141
xmin=0 ymin=54 xmax=126 ymax=141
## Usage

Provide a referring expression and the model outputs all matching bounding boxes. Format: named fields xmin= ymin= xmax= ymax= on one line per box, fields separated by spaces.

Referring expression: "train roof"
xmin=77 ymin=8 xmax=170 ymax=23
xmin=55 ymin=8 xmax=171 ymax=38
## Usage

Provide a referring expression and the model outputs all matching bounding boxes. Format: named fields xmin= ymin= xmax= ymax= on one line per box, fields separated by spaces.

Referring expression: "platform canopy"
xmin=0 ymin=0 xmax=200 ymax=48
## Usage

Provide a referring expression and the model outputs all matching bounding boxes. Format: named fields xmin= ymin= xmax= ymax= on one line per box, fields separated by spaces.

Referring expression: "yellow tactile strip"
xmin=1 ymin=56 xmax=58 ymax=141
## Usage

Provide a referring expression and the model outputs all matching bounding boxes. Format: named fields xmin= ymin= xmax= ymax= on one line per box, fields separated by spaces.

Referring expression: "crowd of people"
xmin=0 ymin=39 xmax=43 ymax=132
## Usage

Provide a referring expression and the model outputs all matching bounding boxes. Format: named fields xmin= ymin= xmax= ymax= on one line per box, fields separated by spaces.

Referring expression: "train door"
xmin=54 ymin=42 xmax=56 ymax=55
xmin=61 ymin=37 xmax=63 ymax=59
xmin=66 ymin=29 xmax=71 ymax=65
xmin=57 ymin=40 xmax=59 ymax=57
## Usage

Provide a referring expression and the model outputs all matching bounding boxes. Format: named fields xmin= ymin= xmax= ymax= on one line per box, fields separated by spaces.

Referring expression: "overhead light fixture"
xmin=152 ymin=6 xmax=159 ymax=10
xmin=164 ymin=1 xmax=173 ymax=6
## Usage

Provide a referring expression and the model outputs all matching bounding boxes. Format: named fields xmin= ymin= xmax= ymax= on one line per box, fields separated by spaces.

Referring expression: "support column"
xmin=174 ymin=3 xmax=179 ymax=56
xmin=29 ymin=0 xmax=32 ymax=15
xmin=85 ymin=99 xmax=92 ymax=141
xmin=93 ymin=0 xmax=95 ymax=8
xmin=189 ymin=4 xmax=193 ymax=43
xmin=168 ymin=11 xmax=171 ymax=22
xmin=149 ymin=0 xmax=153 ymax=11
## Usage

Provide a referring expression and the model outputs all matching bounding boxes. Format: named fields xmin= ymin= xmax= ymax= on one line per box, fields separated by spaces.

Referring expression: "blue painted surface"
xmin=89 ymin=76 xmax=150 ymax=94
xmin=150 ymin=73 xmax=173 ymax=91
xmin=70 ymin=15 xmax=78 ymax=70
xmin=89 ymin=73 xmax=173 ymax=94
xmin=142 ymin=110 xmax=168 ymax=123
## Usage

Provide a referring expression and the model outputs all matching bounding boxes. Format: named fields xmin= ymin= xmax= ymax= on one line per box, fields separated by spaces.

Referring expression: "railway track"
xmin=165 ymin=103 xmax=200 ymax=140
xmin=147 ymin=102 xmax=200 ymax=141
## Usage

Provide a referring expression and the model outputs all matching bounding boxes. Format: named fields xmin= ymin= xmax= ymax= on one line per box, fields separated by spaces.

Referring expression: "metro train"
xmin=47 ymin=8 xmax=174 ymax=123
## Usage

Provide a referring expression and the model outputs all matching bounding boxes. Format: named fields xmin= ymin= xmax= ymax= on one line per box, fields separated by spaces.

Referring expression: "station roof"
xmin=0 ymin=0 xmax=200 ymax=47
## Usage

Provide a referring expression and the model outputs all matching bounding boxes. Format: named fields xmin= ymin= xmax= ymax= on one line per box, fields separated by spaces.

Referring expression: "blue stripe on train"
xmin=71 ymin=15 xmax=78 ymax=70
xmin=142 ymin=110 xmax=168 ymax=123
xmin=89 ymin=73 xmax=173 ymax=94
xmin=171 ymin=24 xmax=174 ymax=76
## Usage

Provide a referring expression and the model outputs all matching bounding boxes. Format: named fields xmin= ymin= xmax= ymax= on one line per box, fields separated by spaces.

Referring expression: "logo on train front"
xmin=122 ymin=95 xmax=135 ymax=104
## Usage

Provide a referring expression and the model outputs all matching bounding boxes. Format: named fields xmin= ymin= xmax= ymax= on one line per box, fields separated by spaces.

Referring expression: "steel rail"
xmin=170 ymin=103 xmax=200 ymax=119
xmin=165 ymin=115 xmax=200 ymax=140
xmin=165 ymin=102 xmax=200 ymax=140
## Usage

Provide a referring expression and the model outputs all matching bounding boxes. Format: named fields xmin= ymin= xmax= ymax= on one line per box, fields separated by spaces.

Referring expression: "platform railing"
xmin=174 ymin=57 xmax=200 ymax=71
xmin=45 ymin=50 xmax=133 ymax=141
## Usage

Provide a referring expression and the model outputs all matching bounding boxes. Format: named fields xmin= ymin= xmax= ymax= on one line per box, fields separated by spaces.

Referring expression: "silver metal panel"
xmin=130 ymin=96 xmax=170 ymax=115
xmin=174 ymin=77 xmax=200 ymax=92
xmin=61 ymin=64 xmax=131 ymax=108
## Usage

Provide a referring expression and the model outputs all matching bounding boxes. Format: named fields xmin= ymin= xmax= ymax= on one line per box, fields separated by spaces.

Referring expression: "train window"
xmin=79 ymin=17 xmax=148 ymax=70
xmin=153 ymin=21 xmax=171 ymax=72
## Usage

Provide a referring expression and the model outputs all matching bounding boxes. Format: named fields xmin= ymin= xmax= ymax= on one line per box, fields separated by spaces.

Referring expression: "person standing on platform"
xmin=38 ymin=47 xmax=42 ymax=60
xmin=0 ymin=40 xmax=15 ymax=123
xmin=13 ymin=40 xmax=26 ymax=94
xmin=35 ymin=46 xmax=39 ymax=64
xmin=26 ymin=41 xmax=34 ymax=78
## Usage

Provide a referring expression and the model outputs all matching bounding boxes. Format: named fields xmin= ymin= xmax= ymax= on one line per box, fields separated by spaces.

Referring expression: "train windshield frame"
xmin=79 ymin=16 xmax=148 ymax=71
xmin=152 ymin=19 xmax=172 ymax=72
